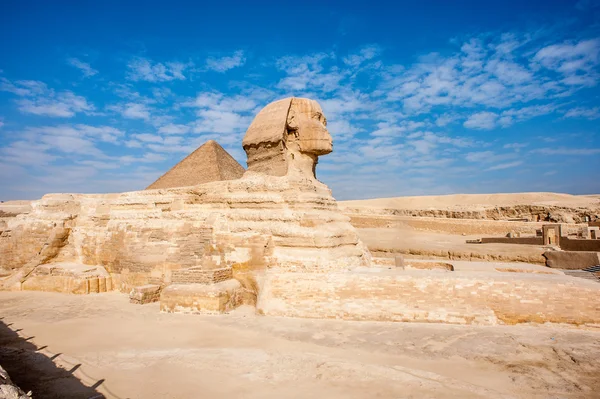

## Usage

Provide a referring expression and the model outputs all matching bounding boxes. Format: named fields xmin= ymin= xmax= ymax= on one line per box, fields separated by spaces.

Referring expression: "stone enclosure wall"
xmin=257 ymin=270 xmax=600 ymax=325
xmin=560 ymin=237 xmax=600 ymax=252
xmin=479 ymin=237 xmax=543 ymax=245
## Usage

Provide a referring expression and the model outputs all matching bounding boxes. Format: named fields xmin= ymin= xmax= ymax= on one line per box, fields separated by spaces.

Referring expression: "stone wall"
xmin=544 ymin=251 xmax=600 ymax=270
xmin=257 ymin=270 xmax=600 ymax=325
xmin=480 ymin=237 xmax=543 ymax=245
xmin=341 ymin=204 xmax=600 ymax=224
xmin=560 ymin=237 xmax=600 ymax=252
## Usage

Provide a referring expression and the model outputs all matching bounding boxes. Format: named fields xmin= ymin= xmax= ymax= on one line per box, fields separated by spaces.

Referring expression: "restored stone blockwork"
xmin=171 ymin=267 xmax=232 ymax=285
xmin=258 ymin=271 xmax=600 ymax=325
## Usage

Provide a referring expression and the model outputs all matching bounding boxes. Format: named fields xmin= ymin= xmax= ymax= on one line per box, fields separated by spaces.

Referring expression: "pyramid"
xmin=146 ymin=140 xmax=245 ymax=190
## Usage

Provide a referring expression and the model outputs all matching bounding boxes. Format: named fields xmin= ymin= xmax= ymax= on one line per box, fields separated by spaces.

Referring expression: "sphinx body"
xmin=0 ymin=98 xmax=370 ymax=292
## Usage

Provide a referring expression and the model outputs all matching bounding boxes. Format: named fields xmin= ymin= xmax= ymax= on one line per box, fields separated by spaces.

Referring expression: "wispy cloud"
xmin=0 ymin=78 xmax=95 ymax=117
xmin=107 ymin=102 xmax=151 ymax=120
xmin=464 ymin=111 xmax=498 ymax=130
xmin=158 ymin=123 xmax=190 ymax=135
xmin=564 ymin=106 xmax=600 ymax=119
xmin=531 ymin=147 xmax=600 ymax=155
xmin=205 ymin=50 xmax=246 ymax=72
xmin=343 ymin=45 xmax=381 ymax=67
xmin=486 ymin=160 xmax=523 ymax=171
xmin=127 ymin=57 xmax=192 ymax=82
xmin=67 ymin=57 xmax=98 ymax=77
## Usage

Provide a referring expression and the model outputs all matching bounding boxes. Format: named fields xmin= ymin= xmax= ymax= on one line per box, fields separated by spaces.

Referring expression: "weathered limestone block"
xmin=544 ymin=250 xmax=600 ymax=269
xmin=257 ymin=270 xmax=600 ymax=325
xmin=160 ymin=280 xmax=242 ymax=314
xmin=21 ymin=263 xmax=112 ymax=294
xmin=170 ymin=267 xmax=233 ymax=285
xmin=130 ymin=284 xmax=162 ymax=304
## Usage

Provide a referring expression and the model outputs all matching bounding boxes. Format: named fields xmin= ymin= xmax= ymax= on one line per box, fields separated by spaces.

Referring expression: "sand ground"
xmin=1 ymin=291 xmax=599 ymax=399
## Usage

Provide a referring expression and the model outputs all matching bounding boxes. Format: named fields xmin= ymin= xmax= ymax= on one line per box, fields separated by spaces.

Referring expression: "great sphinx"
xmin=0 ymin=97 xmax=371 ymax=294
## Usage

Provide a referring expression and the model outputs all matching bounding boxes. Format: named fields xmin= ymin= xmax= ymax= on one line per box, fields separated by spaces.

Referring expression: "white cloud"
xmin=533 ymin=39 xmax=600 ymax=86
xmin=7 ymin=124 xmax=123 ymax=162
xmin=67 ymin=57 xmax=98 ymax=77
xmin=486 ymin=160 xmax=523 ymax=171
xmin=0 ymin=78 xmax=47 ymax=96
xmin=435 ymin=113 xmax=459 ymax=127
xmin=503 ymin=143 xmax=529 ymax=151
xmin=108 ymin=102 xmax=151 ymax=120
xmin=119 ymin=153 xmax=166 ymax=164
xmin=181 ymin=91 xmax=261 ymax=138
xmin=0 ymin=78 xmax=94 ymax=117
xmin=127 ymin=57 xmax=191 ymax=82
xmin=380 ymin=34 xmax=599 ymax=116
xmin=497 ymin=104 xmax=558 ymax=127
xmin=343 ymin=46 xmax=381 ymax=67
xmin=205 ymin=50 xmax=246 ymax=72
xmin=17 ymin=91 xmax=94 ymax=117
xmin=531 ymin=147 xmax=600 ymax=155
xmin=276 ymin=53 xmax=343 ymax=92
xmin=0 ymin=141 xmax=57 ymax=166
xmin=158 ymin=123 xmax=190 ymax=135
xmin=132 ymin=133 xmax=163 ymax=143
xmin=564 ymin=106 xmax=600 ymax=120
xmin=193 ymin=109 xmax=250 ymax=135
xmin=463 ymin=111 xmax=498 ymax=130
xmin=465 ymin=151 xmax=495 ymax=162
xmin=0 ymin=118 xmax=4 ymax=129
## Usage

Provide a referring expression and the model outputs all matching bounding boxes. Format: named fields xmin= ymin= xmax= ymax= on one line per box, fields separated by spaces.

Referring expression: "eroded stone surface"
xmin=160 ymin=280 xmax=242 ymax=314
xmin=257 ymin=270 xmax=600 ymax=325
xmin=0 ymin=365 xmax=28 ymax=399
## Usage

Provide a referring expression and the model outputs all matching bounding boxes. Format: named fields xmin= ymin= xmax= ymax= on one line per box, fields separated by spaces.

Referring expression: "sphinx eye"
xmin=314 ymin=112 xmax=326 ymax=124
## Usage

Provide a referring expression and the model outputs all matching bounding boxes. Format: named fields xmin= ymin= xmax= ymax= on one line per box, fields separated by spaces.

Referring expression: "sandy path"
xmin=1 ymin=291 xmax=599 ymax=399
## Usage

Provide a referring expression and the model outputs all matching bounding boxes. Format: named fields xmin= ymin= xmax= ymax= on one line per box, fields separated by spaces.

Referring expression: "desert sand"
xmin=1 ymin=291 xmax=599 ymax=399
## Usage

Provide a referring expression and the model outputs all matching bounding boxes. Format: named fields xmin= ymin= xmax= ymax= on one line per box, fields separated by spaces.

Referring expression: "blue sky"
xmin=1 ymin=0 xmax=599 ymax=200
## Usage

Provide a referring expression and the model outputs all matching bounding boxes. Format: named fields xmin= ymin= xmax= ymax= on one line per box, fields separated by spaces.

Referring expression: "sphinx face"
xmin=288 ymin=98 xmax=333 ymax=156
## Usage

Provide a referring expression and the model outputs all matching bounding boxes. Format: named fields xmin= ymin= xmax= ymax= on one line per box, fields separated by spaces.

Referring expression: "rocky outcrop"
xmin=341 ymin=204 xmax=600 ymax=224
xmin=0 ymin=366 xmax=29 ymax=399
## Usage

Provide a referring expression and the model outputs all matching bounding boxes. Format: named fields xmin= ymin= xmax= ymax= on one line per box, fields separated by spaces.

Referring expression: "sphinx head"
xmin=242 ymin=97 xmax=333 ymax=179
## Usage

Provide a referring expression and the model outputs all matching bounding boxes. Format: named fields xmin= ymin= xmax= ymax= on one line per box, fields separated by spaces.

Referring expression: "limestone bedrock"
xmin=0 ymin=97 xmax=371 ymax=292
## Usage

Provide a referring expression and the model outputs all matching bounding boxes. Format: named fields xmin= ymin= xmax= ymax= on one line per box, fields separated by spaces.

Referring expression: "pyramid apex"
xmin=146 ymin=140 xmax=245 ymax=190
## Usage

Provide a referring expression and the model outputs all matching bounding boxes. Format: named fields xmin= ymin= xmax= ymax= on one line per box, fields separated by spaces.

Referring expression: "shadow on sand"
xmin=0 ymin=318 xmax=117 ymax=399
